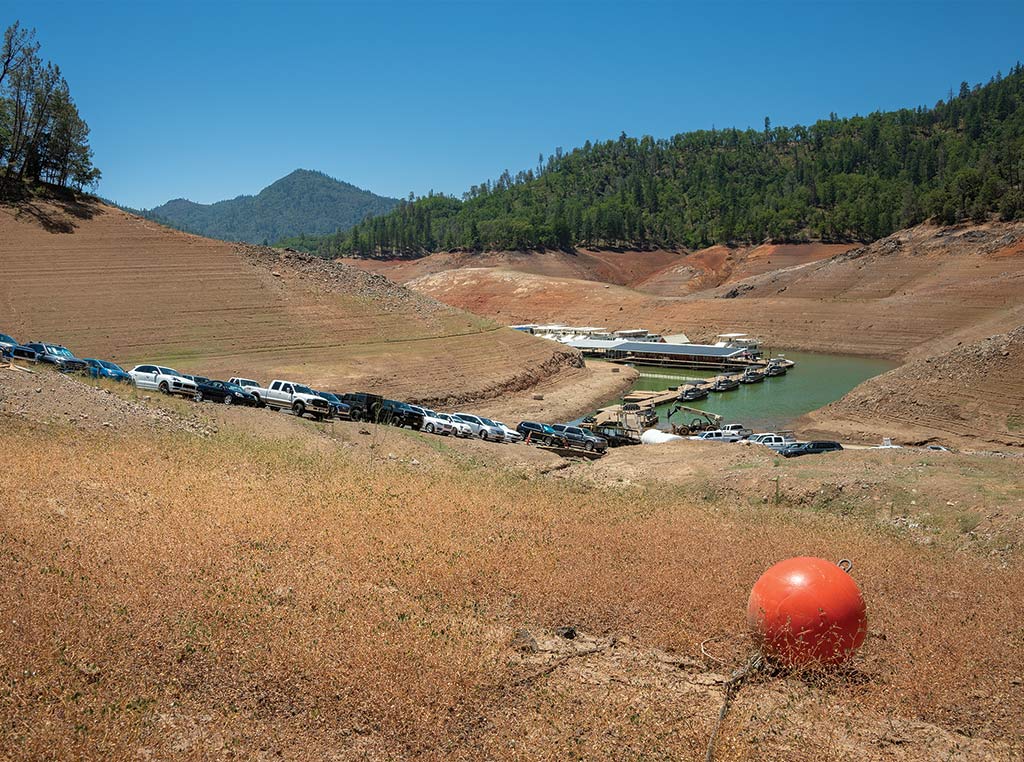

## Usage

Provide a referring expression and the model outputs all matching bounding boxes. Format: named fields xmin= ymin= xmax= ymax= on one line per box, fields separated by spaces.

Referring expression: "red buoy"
xmin=747 ymin=557 xmax=867 ymax=667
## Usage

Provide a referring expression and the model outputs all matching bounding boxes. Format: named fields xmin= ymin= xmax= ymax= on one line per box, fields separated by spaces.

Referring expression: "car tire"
xmin=585 ymin=441 xmax=594 ymax=451
xmin=159 ymin=381 xmax=170 ymax=395
xmin=425 ymin=423 xmax=434 ymax=434
xmin=293 ymin=401 xmax=305 ymax=418
xmin=478 ymin=430 xmax=488 ymax=441
xmin=223 ymin=395 xmax=232 ymax=405
xmin=194 ymin=391 xmax=203 ymax=402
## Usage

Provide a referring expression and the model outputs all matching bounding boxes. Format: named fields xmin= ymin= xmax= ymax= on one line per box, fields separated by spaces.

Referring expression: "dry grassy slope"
xmin=802 ymin=326 xmax=1024 ymax=449
xmin=0 ymin=198 xmax=579 ymax=402
xmin=1 ymin=383 xmax=1022 ymax=759
xmin=406 ymin=221 xmax=1024 ymax=360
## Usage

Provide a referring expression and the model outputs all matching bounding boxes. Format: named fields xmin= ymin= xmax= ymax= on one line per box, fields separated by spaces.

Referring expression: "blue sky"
xmin=7 ymin=0 xmax=1024 ymax=209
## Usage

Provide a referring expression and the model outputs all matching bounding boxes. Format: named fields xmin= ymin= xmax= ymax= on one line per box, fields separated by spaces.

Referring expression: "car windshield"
xmin=319 ymin=392 xmax=339 ymax=402
xmin=294 ymin=384 xmax=315 ymax=395
xmin=46 ymin=345 xmax=71 ymax=357
xmin=237 ymin=379 xmax=257 ymax=387
xmin=158 ymin=367 xmax=181 ymax=377
xmin=225 ymin=384 xmax=246 ymax=394
xmin=542 ymin=425 xmax=556 ymax=434
xmin=0 ymin=334 xmax=15 ymax=343
xmin=100 ymin=360 xmax=123 ymax=371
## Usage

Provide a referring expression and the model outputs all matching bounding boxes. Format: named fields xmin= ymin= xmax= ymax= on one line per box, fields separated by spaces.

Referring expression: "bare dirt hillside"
xmin=0 ymin=197 xmax=585 ymax=403
xmin=350 ymin=242 xmax=851 ymax=296
xmin=352 ymin=247 xmax=688 ymax=287
xmin=632 ymin=242 xmax=856 ymax=295
xmin=801 ymin=326 xmax=1024 ymax=449
xmin=405 ymin=221 xmax=1024 ymax=361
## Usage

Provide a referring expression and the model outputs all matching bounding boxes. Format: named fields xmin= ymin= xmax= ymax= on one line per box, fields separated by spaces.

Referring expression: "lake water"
xmin=617 ymin=350 xmax=896 ymax=432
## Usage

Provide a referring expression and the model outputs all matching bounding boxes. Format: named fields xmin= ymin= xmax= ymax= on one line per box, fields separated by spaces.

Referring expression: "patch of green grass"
xmin=956 ymin=511 xmax=983 ymax=534
xmin=1007 ymin=414 xmax=1024 ymax=432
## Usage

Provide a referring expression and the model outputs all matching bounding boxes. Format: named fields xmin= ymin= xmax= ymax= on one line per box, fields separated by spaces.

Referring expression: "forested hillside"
xmin=285 ymin=65 xmax=1024 ymax=258
xmin=143 ymin=169 xmax=398 ymax=244
xmin=0 ymin=22 xmax=100 ymax=195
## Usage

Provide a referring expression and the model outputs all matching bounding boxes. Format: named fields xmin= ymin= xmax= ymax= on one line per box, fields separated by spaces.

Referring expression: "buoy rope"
xmin=705 ymin=652 xmax=765 ymax=762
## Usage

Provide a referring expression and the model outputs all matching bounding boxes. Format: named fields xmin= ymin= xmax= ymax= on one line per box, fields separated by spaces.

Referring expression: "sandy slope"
xmin=0 ymin=197 xmax=589 ymax=404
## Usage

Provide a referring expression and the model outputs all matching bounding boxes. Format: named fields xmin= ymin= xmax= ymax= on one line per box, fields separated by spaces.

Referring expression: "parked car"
xmin=193 ymin=379 xmax=258 ymax=406
xmin=925 ymin=444 xmax=951 ymax=452
xmin=23 ymin=342 xmax=89 ymax=373
xmin=516 ymin=420 xmax=562 ymax=446
xmin=781 ymin=441 xmax=844 ymax=458
xmin=434 ymin=412 xmax=472 ymax=437
xmin=452 ymin=413 xmax=505 ymax=441
xmin=551 ymin=424 xmax=608 ymax=452
xmin=339 ymin=392 xmax=385 ymax=422
xmin=720 ymin=423 xmax=753 ymax=439
xmin=0 ymin=333 xmax=18 ymax=356
xmin=228 ymin=377 xmax=262 ymax=392
xmin=412 ymin=406 xmax=453 ymax=435
xmin=10 ymin=344 xmax=40 ymax=362
xmin=748 ymin=432 xmax=796 ymax=451
xmin=128 ymin=365 xmax=198 ymax=397
xmin=491 ymin=419 xmax=524 ymax=443
xmin=688 ymin=429 xmax=745 ymax=443
xmin=380 ymin=400 xmax=424 ymax=429
xmin=84 ymin=358 xmax=132 ymax=383
xmin=316 ymin=391 xmax=351 ymax=419
xmin=248 ymin=379 xmax=332 ymax=419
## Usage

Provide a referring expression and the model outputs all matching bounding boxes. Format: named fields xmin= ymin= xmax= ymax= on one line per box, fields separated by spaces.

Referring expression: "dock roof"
xmin=611 ymin=341 xmax=749 ymax=357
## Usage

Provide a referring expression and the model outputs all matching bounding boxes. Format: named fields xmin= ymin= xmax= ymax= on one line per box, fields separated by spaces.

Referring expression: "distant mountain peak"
xmin=143 ymin=171 xmax=399 ymax=244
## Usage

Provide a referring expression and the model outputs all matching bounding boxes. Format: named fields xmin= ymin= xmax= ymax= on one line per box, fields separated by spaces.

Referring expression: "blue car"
xmin=0 ymin=333 xmax=18 ymax=357
xmin=84 ymin=358 xmax=132 ymax=383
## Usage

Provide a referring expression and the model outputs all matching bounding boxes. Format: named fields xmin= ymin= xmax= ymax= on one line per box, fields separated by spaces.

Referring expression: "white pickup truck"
xmin=248 ymin=379 xmax=331 ymax=420
xmin=748 ymin=432 xmax=796 ymax=451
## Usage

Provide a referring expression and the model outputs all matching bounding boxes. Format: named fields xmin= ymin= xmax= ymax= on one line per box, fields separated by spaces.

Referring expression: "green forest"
xmin=282 ymin=64 xmax=1024 ymax=258
xmin=141 ymin=169 xmax=399 ymax=245
xmin=0 ymin=22 xmax=100 ymax=195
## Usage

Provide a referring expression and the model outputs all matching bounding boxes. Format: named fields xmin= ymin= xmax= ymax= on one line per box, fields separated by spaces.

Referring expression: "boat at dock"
xmin=710 ymin=375 xmax=741 ymax=392
xmin=740 ymin=368 xmax=766 ymax=383
xmin=765 ymin=362 xmax=788 ymax=377
xmin=678 ymin=384 xmax=709 ymax=401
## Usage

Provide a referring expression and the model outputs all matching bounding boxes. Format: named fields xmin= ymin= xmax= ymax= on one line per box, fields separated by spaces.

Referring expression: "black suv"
xmin=781 ymin=441 xmax=843 ymax=458
xmin=516 ymin=420 xmax=561 ymax=446
xmin=340 ymin=392 xmax=384 ymax=422
xmin=551 ymin=424 xmax=608 ymax=452
xmin=380 ymin=400 xmax=424 ymax=430
xmin=23 ymin=342 xmax=89 ymax=373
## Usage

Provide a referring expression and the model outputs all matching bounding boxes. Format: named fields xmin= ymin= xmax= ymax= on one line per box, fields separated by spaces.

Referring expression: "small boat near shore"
xmin=678 ymin=384 xmax=709 ymax=401
xmin=710 ymin=375 xmax=741 ymax=392
xmin=765 ymin=362 xmax=787 ymax=377
xmin=740 ymin=368 xmax=765 ymax=383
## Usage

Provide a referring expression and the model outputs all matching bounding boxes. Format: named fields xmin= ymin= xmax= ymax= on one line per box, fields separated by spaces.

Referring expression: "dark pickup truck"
xmin=380 ymin=400 xmax=424 ymax=430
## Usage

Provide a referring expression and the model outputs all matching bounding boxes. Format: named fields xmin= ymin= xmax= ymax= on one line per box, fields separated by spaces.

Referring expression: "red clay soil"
xmin=0 ymin=198 xmax=582 ymax=404
xmin=351 ymin=247 xmax=688 ymax=288
xmin=406 ymin=221 xmax=1024 ymax=361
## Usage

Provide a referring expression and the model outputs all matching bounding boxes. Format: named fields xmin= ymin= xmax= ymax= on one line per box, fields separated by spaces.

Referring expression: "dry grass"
xmin=1 ymin=420 xmax=1021 ymax=759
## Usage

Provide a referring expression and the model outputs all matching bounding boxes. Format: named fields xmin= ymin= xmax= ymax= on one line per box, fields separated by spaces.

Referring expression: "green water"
xmin=622 ymin=350 xmax=896 ymax=431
